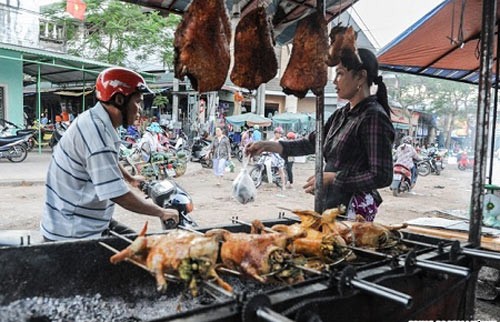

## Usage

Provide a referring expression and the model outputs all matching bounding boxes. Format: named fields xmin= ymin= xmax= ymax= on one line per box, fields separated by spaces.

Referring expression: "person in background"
xmin=139 ymin=121 xmax=168 ymax=152
xmin=394 ymin=135 xmax=421 ymax=188
xmin=41 ymin=67 xmax=178 ymax=241
xmin=40 ymin=113 xmax=49 ymax=125
xmin=61 ymin=109 xmax=70 ymax=123
xmin=246 ymin=48 xmax=395 ymax=221
xmin=240 ymin=127 xmax=253 ymax=160
xmin=252 ymin=125 xmax=262 ymax=142
xmin=206 ymin=127 xmax=232 ymax=186
xmin=126 ymin=118 xmax=142 ymax=142
xmin=285 ymin=131 xmax=296 ymax=189
xmin=269 ymin=127 xmax=287 ymax=191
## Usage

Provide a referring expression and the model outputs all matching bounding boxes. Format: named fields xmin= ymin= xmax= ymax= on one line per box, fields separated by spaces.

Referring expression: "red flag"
xmin=66 ymin=0 xmax=86 ymax=21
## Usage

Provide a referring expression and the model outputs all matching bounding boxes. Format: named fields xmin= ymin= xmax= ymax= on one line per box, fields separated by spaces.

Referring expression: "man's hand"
xmin=303 ymin=172 xmax=336 ymax=194
xmin=130 ymin=175 xmax=146 ymax=189
xmin=160 ymin=208 xmax=179 ymax=224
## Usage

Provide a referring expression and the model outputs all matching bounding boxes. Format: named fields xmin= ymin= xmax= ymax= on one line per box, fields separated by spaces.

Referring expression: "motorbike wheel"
xmin=417 ymin=162 xmax=431 ymax=176
xmin=237 ymin=150 xmax=243 ymax=162
xmin=392 ymin=186 xmax=400 ymax=197
xmin=7 ymin=145 xmax=28 ymax=163
xmin=249 ymin=166 xmax=263 ymax=188
xmin=458 ymin=164 xmax=466 ymax=171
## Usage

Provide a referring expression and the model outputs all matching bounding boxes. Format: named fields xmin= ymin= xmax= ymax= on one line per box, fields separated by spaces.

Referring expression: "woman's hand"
xmin=245 ymin=141 xmax=283 ymax=157
xmin=303 ymin=172 xmax=336 ymax=194
xmin=244 ymin=141 xmax=266 ymax=157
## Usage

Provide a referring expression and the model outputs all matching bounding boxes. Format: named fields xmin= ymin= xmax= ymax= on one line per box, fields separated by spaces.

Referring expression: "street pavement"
xmin=0 ymin=149 xmax=51 ymax=186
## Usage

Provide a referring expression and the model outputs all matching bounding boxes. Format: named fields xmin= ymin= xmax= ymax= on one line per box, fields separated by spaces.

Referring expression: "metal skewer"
xmin=102 ymin=231 xmax=236 ymax=299
xmin=109 ymin=230 xmax=134 ymax=243
xmin=98 ymin=241 xmax=179 ymax=282
xmin=231 ymin=217 xmax=275 ymax=233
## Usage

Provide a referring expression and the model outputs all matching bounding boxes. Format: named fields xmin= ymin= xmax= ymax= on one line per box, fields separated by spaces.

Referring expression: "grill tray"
xmin=0 ymin=220 xmax=473 ymax=322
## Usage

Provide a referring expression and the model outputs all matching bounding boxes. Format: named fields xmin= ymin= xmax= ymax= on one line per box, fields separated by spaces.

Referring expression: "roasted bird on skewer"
xmin=320 ymin=210 xmax=407 ymax=249
xmin=110 ymin=223 xmax=231 ymax=296
xmin=206 ymin=220 xmax=304 ymax=284
xmin=272 ymin=208 xmax=350 ymax=263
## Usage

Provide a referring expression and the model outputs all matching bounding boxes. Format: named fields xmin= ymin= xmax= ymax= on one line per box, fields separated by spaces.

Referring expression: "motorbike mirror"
xmin=140 ymin=142 xmax=152 ymax=163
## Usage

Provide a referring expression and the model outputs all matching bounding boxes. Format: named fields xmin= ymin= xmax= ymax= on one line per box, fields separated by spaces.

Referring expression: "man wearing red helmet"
xmin=41 ymin=67 xmax=179 ymax=241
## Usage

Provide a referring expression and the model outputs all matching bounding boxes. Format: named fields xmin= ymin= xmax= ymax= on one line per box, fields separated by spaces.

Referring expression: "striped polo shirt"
xmin=41 ymin=103 xmax=129 ymax=241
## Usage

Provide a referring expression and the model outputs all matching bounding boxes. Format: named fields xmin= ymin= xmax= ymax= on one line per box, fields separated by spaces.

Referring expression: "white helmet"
xmin=402 ymin=136 xmax=413 ymax=144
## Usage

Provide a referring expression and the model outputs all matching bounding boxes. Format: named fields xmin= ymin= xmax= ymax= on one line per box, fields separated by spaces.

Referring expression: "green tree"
xmin=45 ymin=0 xmax=180 ymax=68
xmin=394 ymin=74 xmax=477 ymax=148
xmin=430 ymin=80 xmax=477 ymax=149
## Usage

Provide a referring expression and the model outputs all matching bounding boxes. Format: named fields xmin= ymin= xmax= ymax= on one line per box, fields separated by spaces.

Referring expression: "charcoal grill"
xmin=1 ymin=217 xmax=499 ymax=322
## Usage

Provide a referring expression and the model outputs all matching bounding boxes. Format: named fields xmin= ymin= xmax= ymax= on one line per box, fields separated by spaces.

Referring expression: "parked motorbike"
xmin=49 ymin=122 xmax=67 ymax=149
xmin=249 ymin=153 xmax=287 ymax=188
xmin=390 ymin=164 xmax=414 ymax=196
xmin=0 ymin=134 xmax=29 ymax=162
xmin=457 ymin=151 xmax=474 ymax=170
xmin=140 ymin=179 xmax=196 ymax=229
xmin=190 ymin=136 xmax=212 ymax=168
xmin=231 ymin=141 xmax=243 ymax=162
xmin=417 ymin=156 xmax=441 ymax=176
xmin=29 ymin=121 xmax=55 ymax=150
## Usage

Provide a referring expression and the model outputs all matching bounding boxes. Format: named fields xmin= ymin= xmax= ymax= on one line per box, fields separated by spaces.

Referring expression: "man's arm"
xmin=111 ymin=190 xmax=179 ymax=223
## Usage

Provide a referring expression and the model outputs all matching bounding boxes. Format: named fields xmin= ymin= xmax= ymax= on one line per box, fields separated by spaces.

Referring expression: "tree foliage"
xmin=393 ymin=73 xmax=477 ymax=148
xmin=45 ymin=0 xmax=180 ymax=69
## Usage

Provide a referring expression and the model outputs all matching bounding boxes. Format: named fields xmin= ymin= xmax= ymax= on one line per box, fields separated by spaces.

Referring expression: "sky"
xmin=36 ymin=0 xmax=444 ymax=50
xmin=351 ymin=0 xmax=443 ymax=49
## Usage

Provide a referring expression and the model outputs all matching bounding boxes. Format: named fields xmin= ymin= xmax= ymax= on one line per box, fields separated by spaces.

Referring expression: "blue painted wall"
xmin=0 ymin=49 xmax=24 ymax=125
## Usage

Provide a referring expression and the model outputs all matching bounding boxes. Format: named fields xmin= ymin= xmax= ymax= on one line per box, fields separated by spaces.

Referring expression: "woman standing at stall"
xmin=245 ymin=48 xmax=395 ymax=221
xmin=206 ymin=127 xmax=232 ymax=186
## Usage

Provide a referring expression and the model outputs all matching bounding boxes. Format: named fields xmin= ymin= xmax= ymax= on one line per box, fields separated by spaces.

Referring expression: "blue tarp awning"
xmin=377 ymin=0 xmax=499 ymax=87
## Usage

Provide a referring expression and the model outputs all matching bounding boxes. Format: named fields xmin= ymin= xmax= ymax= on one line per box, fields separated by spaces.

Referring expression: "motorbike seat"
xmin=16 ymin=129 xmax=35 ymax=136
xmin=0 ymin=135 xmax=27 ymax=146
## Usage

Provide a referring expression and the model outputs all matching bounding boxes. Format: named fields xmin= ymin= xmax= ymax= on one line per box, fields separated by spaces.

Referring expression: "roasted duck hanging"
xmin=174 ymin=0 xmax=231 ymax=93
xmin=326 ymin=24 xmax=361 ymax=67
xmin=280 ymin=11 xmax=328 ymax=98
xmin=230 ymin=6 xmax=278 ymax=90
xmin=110 ymin=223 xmax=232 ymax=296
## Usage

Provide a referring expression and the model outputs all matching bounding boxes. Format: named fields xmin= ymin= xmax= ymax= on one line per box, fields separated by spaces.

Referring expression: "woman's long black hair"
xmin=340 ymin=48 xmax=392 ymax=118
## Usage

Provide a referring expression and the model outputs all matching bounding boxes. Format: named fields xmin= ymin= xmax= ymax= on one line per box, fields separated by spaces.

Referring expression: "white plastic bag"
xmin=232 ymin=157 xmax=257 ymax=204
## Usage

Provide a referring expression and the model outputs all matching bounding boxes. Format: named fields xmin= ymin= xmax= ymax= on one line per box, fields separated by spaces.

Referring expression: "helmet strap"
xmin=111 ymin=94 xmax=131 ymax=127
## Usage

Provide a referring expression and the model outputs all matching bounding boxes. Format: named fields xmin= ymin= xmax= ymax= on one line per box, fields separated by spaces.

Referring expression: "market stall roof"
xmin=119 ymin=0 xmax=357 ymax=45
xmin=226 ymin=112 xmax=272 ymax=127
xmin=0 ymin=43 xmax=155 ymax=86
xmin=272 ymin=112 xmax=310 ymax=124
xmin=377 ymin=0 xmax=499 ymax=87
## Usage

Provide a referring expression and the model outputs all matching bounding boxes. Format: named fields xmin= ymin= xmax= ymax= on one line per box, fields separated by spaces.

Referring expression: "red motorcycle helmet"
xmin=95 ymin=67 xmax=152 ymax=102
